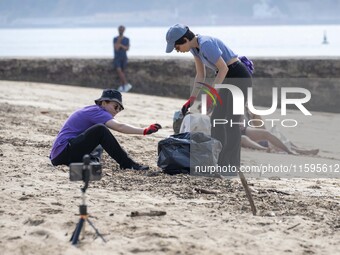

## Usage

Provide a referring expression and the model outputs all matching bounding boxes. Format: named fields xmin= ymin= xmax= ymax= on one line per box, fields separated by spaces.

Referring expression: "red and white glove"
xmin=181 ymin=96 xmax=196 ymax=115
xmin=143 ymin=123 xmax=162 ymax=135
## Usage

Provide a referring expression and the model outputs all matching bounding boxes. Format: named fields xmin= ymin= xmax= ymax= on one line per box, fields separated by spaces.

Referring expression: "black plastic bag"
xmin=157 ymin=132 xmax=222 ymax=175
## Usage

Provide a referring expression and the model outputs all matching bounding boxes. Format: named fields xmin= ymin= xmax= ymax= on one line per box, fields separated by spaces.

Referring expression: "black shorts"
xmin=113 ymin=58 xmax=127 ymax=70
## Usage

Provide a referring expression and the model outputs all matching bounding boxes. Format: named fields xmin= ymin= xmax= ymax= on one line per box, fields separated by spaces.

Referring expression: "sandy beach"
xmin=0 ymin=80 xmax=339 ymax=255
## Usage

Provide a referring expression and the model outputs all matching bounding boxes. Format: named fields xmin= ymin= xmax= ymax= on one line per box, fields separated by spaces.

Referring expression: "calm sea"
xmin=0 ymin=25 xmax=339 ymax=58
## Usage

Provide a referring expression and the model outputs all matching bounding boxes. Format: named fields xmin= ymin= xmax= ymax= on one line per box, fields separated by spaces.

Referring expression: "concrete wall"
xmin=0 ymin=57 xmax=340 ymax=112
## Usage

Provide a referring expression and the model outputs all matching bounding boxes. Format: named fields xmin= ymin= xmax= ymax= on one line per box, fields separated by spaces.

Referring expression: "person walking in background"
xmin=165 ymin=24 xmax=253 ymax=174
xmin=113 ymin=25 xmax=132 ymax=92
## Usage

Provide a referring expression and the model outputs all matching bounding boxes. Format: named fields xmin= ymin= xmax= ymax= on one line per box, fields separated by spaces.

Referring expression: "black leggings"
xmin=51 ymin=124 xmax=133 ymax=167
xmin=211 ymin=61 xmax=252 ymax=168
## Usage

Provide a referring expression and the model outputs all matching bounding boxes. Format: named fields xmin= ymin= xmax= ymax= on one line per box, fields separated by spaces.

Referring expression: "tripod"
xmin=70 ymin=156 xmax=106 ymax=245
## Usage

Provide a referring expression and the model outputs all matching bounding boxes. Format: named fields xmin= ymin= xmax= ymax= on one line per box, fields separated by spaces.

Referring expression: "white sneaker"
xmin=117 ymin=85 xmax=124 ymax=92
xmin=123 ymin=83 xmax=132 ymax=92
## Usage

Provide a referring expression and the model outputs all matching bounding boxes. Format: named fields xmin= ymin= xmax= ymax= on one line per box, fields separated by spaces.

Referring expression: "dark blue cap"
xmin=165 ymin=24 xmax=188 ymax=53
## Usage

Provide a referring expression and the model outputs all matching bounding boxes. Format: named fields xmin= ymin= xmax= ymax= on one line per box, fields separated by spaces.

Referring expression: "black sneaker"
xmin=131 ymin=162 xmax=149 ymax=171
xmin=120 ymin=162 xmax=149 ymax=171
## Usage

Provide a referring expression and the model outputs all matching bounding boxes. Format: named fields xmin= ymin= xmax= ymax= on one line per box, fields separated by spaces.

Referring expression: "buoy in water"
xmin=322 ymin=30 xmax=329 ymax=44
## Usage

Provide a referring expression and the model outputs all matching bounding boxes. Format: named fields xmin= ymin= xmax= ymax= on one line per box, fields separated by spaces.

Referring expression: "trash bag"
xmin=180 ymin=113 xmax=211 ymax=135
xmin=157 ymin=132 xmax=222 ymax=175
xmin=173 ymin=110 xmax=184 ymax=134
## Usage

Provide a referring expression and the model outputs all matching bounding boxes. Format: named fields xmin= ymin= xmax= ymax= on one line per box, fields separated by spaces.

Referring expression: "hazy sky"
xmin=0 ymin=0 xmax=339 ymax=27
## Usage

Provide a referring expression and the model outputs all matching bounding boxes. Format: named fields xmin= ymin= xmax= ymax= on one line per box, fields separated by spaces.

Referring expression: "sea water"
xmin=0 ymin=25 xmax=338 ymax=57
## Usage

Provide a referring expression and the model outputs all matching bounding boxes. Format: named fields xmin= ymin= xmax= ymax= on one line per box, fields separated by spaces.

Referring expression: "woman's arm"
xmin=105 ymin=119 xmax=144 ymax=135
xmin=213 ymin=57 xmax=229 ymax=87
xmin=191 ymin=56 xmax=206 ymax=97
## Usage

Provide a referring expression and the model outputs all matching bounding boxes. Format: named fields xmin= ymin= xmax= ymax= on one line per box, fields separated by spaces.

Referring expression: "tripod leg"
xmin=70 ymin=218 xmax=85 ymax=245
xmin=70 ymin=221 xmax=80 ymax=242
xmin=86 ymin=218 xmax=107 ymax=243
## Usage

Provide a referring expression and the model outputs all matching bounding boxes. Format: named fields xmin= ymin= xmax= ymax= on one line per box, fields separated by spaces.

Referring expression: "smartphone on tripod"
xmin=69 ymin=162 xmax=102 ymax=181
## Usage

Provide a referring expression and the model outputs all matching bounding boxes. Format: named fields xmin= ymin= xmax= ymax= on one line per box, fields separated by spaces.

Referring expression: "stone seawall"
xmin=0 ymin=57 xmax=339 ymax=112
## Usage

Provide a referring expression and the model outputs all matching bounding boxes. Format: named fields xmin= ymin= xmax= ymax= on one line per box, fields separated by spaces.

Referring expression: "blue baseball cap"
xmin=165 ymin=24 xmax=189 ymax=53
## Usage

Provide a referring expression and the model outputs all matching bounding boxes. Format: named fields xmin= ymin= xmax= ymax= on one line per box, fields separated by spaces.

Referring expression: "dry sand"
xmin=0 ymin=81 xmax=339 ymax=255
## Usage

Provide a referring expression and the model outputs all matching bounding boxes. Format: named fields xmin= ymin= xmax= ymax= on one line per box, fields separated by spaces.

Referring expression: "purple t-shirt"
xmin=50 ymin=105 xmax=112 ymax=160
xmin=190 ymin=35 xmax=238 ymax=71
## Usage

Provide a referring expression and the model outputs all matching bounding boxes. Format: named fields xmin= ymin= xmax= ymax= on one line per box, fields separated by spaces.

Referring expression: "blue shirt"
xmin=190 ymin=35 xmax=238 ymax=71
xmin=50 ymin=105 xmax=112 ymax=160
xmin=113 ymin=36 xmax=129 ymax=60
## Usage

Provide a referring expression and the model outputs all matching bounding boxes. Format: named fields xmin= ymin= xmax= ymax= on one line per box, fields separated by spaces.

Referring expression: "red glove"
xmin=144 ymin=123 xmax=162 ymax=135
xmin=181 ymin=96 xmax=196 ymax=115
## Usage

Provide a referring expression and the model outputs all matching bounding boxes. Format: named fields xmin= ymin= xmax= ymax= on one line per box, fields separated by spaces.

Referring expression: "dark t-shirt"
xmin=113 ymin=36 xmax=129 ymax=60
